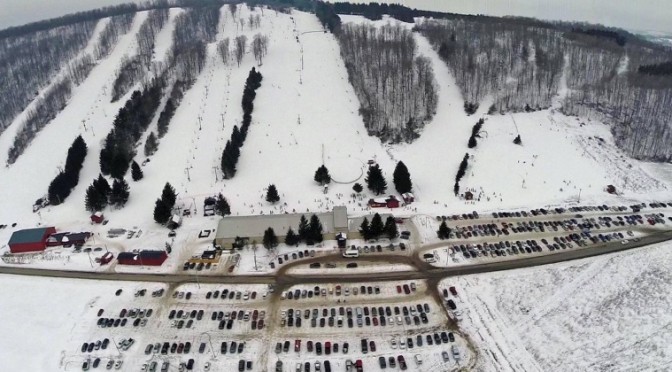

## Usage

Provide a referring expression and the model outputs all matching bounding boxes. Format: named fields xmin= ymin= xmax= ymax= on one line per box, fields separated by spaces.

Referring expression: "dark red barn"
xmin=117 ymin=250 xmax=168 ymax=266
xmin=8 ymin=227 xmax=57 ymax=253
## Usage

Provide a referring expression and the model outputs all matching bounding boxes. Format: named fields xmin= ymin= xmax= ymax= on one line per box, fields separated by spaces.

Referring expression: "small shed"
xmin=606 ymin=185 xmax=617 ymax=194
xmin=118 ymin=250 xmax=168 ymax=266
xmin=464 ymin=191 xmax=474 ymax=201
xmin=402 ymin=192 xmax=415 ymax=204
xmin=90 ymin=212 xmax=104 ymax=224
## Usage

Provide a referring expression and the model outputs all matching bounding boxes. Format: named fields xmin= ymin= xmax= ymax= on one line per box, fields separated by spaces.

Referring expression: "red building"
xmin=402 ymin=192 xmax=415 ymax=204
xmin=8 ymin=227 xmax=57 ymax=253
xmin=117 ymin=250 xmax=168 ymax=266
xmin=368 ymin=195 xmax=400 ymax=209
xmin=90 ymin=212 xmax=104 ymax=224
xmin=100 ymin=252 xmax=114 ymax=265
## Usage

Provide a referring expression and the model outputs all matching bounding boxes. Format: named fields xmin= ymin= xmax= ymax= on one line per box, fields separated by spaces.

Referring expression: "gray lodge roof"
xmin=216 ymin=207 xmax=348 ymax=240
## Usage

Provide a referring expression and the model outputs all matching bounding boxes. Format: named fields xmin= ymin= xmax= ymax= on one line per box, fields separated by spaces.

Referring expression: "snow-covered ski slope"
xmin=0 ymin=7 xmax=670 ymax=231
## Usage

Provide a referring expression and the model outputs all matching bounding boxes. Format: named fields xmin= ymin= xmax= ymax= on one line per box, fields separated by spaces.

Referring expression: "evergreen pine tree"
xmin=263 ymin=227 xmax=278 ymax=249
xmin=359 ymin=217 xmax=371 ymax=241
xmin=93 ymin=174 xmax=111 ymax=198
xmin=285 ymin=227 xmax=299 ymax=246
xmin=215 ymin=193 xmax=231 ymax=216
xmin=370 ymin=213 xmax=384 ymax=238
xmin=153 ymin=198 xmax=171 ymax=224
xmin=110 ymin=178 xmax=130 ymax=208
xmin=65 ymin=135 xmax=87 ymax=174
xmin=131 ymin=161 xmax=144 ymax=181
xmin=110 ymin=152 xmax=131 ymax=179
xmin=309 ymin=214 xmax=324 ymax=243
xmin=365 ymin=165 xmax=387 ymax=195
xmin=298 ymin=215 xmax=309 ymax=242
xmin=384 ymin=216 xmax=398 ymax=239
xmin=266 ymin=184 xmax=280 ymax=203
xmin=144 ymin=132 xmax=159 ymax=156
xmin=454 ymin=182 xmax=460 ymax=196
xmin=392 ymin=161 xmax=412 ymax=194
xmin=314 ymin=165 xmax=332 ymax=185
xmin=161 ymin=182 xmax=177 ymax=208
xmin=85 ymin=184 xmax=106 ymax=212
xmin=352 ymin=183 xmax=363 ymax=194
xmin=437 ymin=221 xmax=452 ymax=239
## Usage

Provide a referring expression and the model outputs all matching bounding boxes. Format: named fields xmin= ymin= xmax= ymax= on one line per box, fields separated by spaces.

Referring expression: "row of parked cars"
xmin=280 ymin=302 xmax=432 ymax=329
xmin=204 ymin=288 xmax=259 ymax=301
xmin=81 ymin=339 xmax=110 ymax=353
xmin=82 ymin=357 xmax=123 ymax=371
xmin=282 ymin=284 xmax=387 ymax=301
xmin=212 ymin=308 xmax=266 ymax=330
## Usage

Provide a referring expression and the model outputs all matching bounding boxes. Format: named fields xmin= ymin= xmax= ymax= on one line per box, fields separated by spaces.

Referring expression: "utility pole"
xmin=578 ymin=188 xmax=582 ymax=203
xmin=185 ymin=167 xmax=191 ymax=181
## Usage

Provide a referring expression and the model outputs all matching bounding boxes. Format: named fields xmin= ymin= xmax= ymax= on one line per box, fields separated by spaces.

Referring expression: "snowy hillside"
xmin=0 ymin=5 xmax=669 ymax=242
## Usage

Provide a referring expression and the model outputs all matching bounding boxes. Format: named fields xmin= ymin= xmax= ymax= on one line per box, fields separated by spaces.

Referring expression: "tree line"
xmin=95 ymin=13 xmax=135 ymax=60
xmin=337 ymin=23 xmax=438 ymax=143
xmin=359 ymin=213 xmax=398 ymax=241
xmin=221 ymin=68 xmax=263 ymax=179
xmin=99 ymin=83 xmax=164 ymax=179
xmin=111 ymin=9 xmax=170 ymax=102
xmin=467 ymin=118 xmax=484 ymax=148
xmin=454 ymin=153 xmax=469 ymax=196
xmin=0 ymin=20 xmax=96 ymax=138
xmin=282 ymin=214 xmax=324 ymax=247
xmin=47 ymin=136 xmax=88 ymax=205
xmin=85 ymin=174 xmax=130 ymax=212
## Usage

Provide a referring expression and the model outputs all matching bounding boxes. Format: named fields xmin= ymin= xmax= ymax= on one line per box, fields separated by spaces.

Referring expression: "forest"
xmin=0 ymin=20 xmax=96 ymax=137
xmin=416 ymin=17 xmax=672 ymax=160
xmin=111 ymin=9 xmax=170 ymax=102
xmin=337 ymin=23 xmax=438 ymax=143
xmin=4 ymin=13 xmax=139 ymax=164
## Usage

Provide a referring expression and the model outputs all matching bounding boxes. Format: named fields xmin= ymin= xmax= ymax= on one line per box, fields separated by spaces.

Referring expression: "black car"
xmin=238 ymin=342 xmax=244 ymax=353
xmin=184 ymin=342 xmax=191 ymax=353
xmin=324 ymin=361 xmax=331 ymax=372
xmin=238 ymin=360 xmax=245 ymax=372
xmin=81 ymin=342 xmax=88 ymax=353
xmin=101 ymin=339 xmax=109 ymax=350
xmin=221 ymin=342 xmax=227 ymax=354
xmin=92 ymin=358 xmax=100 ymax=368
xmin=87 ymin=343 xmax=94 ymax=352
xmin=315 ymin=342 xmax=322 ymax=355
xmin=230 ymin=341 xmax=237 ymax=354
xmin=379 ymin=356 xmax=387 ymax=368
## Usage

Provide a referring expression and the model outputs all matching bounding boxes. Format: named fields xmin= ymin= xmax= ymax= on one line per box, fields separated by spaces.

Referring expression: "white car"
xmin=390 ymin=339 xmax=397 ymax=349
xmin=204 ymin=362 xmax=211 ymax=371
xmin=114 ymin=360 xmax=123 ymax=370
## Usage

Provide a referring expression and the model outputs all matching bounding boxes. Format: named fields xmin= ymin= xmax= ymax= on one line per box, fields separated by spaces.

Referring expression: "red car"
xmin=372 ymin=317 xmax=379 ymax=326
xmin=252 ymin=310 xmax=259 ymax=321
xmin=396 ymin=285 xmax=402 ymax=294
xmin=397 ymin=355 xmax=407 ymax=370
xmin=295 ymin=340 xmax=301 ymax=352
xmin=449 ymin=286 xmax=458 ymax=296
xmin=325 ymin=341 xmax=331 ymax=355
xmin=369 ymin=341 xmax=376 ymax=352
xmin=257 ymin=319 xmax=264 ymax=329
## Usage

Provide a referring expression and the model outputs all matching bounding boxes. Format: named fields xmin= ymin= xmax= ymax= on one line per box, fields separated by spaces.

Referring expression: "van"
xmin=342 ymin=249 xmax=359 ymax=258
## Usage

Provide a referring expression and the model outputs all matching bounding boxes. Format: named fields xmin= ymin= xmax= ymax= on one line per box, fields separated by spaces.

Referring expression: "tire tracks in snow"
xmin=460 ymin=279 xmax=543 ymax=372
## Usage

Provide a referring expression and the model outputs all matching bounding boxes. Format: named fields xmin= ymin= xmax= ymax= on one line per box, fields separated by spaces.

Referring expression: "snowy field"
xmin=448 ymin=240 xmax=672 ymax=371
xmin=0 ymin=274 xmax=159 ymax=371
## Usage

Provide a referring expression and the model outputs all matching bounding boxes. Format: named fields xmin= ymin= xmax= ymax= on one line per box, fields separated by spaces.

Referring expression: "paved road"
xmin=1 ymin=229 xmax=671 ymax=285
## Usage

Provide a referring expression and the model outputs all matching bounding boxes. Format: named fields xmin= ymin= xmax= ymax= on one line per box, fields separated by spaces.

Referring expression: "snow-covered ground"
xmin=1 ymin=6 xmax=670 ymax=248
xmin=448 ymin=239 xmax=672 ymax=371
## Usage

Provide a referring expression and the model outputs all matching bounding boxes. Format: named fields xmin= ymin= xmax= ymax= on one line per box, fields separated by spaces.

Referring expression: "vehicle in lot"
xmin=442 ymin=351 xmax=450 ymax=362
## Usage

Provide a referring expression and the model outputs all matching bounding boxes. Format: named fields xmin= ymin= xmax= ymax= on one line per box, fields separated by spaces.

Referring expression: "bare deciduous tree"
xmin=234 ymin=35 xmax=247 ymax=67
xmin=252 ymin=34 xmax=269 ymax=65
